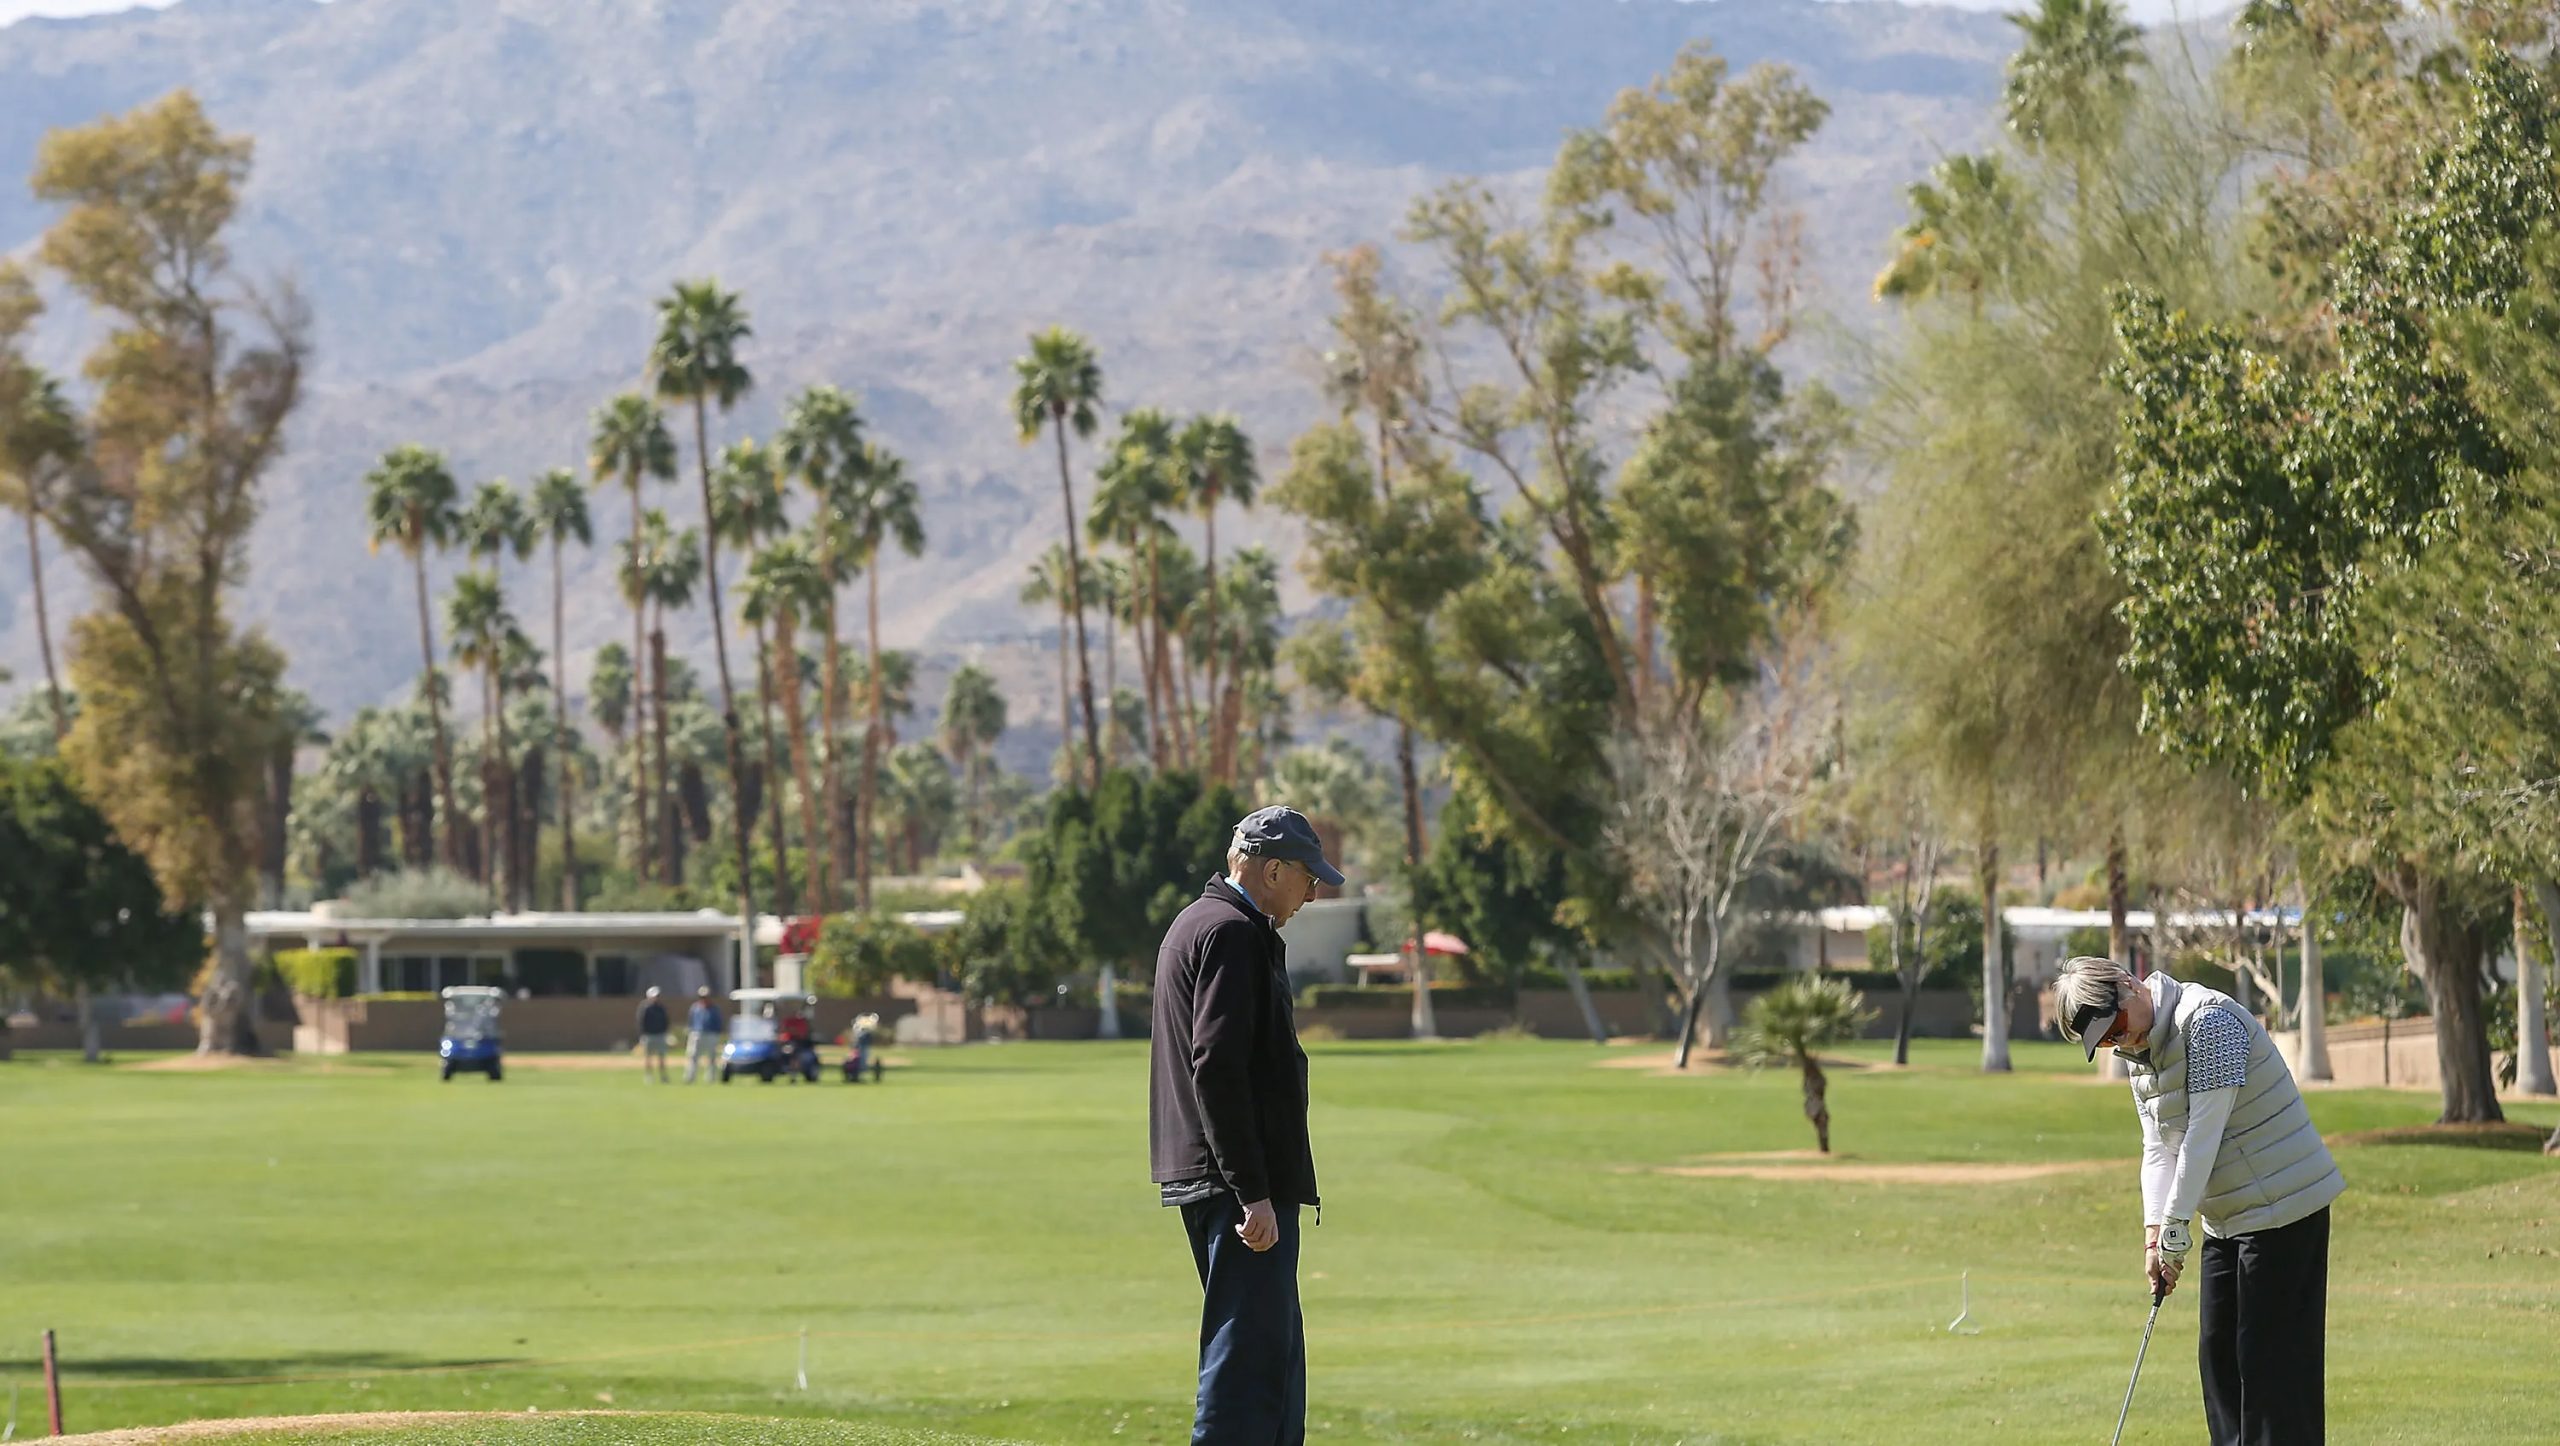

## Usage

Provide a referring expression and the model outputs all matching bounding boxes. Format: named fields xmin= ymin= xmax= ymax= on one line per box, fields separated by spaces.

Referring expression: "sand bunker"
xmin=56 ymin=1411 xmax=638 ymax=1443
xmin=126 ymin=1054 xmax=292 ymax=1073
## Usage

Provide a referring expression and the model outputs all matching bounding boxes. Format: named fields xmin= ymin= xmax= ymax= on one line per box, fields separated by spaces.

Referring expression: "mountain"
xmin=0 ymin=0 xmax=2014 ymax=746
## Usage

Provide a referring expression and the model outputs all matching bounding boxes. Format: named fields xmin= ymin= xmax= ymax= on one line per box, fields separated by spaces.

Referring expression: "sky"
xmin=0 ymin=0 xmax=2203 ymax=29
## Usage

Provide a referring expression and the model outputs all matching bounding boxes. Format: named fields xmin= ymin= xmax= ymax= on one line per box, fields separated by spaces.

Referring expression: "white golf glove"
xmin=2157 ymin=1218 xmax=2194 ymax=1264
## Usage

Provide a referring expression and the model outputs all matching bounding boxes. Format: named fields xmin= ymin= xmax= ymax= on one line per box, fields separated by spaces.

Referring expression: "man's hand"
xmin=1236 ymin=1198 xmax=1278 ymax=1252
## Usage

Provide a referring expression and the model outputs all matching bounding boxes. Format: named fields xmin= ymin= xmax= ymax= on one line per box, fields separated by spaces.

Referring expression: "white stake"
xmin=1945 ymin=1271 xmax=1981 ymax=1335
xmin=797 ymin=1326 xmax=808 ymax=1391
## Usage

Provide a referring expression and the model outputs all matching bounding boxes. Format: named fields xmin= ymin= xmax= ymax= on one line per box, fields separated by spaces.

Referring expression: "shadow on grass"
xmin=2332 ymin=1122 xmax=2553 ymax=1153
xmin=32 ymin=1350 xmax=525 ymax=1381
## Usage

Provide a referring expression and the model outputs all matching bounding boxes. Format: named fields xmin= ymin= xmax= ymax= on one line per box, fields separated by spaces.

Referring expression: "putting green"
xmin=2 ymin=1038 xmax=2552 ymax=1443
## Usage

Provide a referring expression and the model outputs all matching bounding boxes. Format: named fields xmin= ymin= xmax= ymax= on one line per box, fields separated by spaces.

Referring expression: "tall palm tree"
xmin=589 ymin=392 xmax=676 ymax=881
xmin=1090 ymin=409 xmax=1180 ymax=772
xmin=1019 ymin=544 xmax=1089 ymax=779
xmin=632 ymin=508 xmax=702 ymax=886
xmin=1174 ymin=414 xmax=1257 ymax=781
xmin=1 ymin=366 xmax=79 ymax=742
xmin=940 ymin=663 xmax=1007 ymax=860
xmin=2002 ymin=0 xmax=2143 ymax=157
xmin=530 ymin=468 xmax=592 ymax=908
xmin=363 ymin=444 xmax=466 ymax=872
xmin=651 ymin=279 xmax=758 ymax=979
xmin=590 ymin=642 xmax=636 ymax=872
xmin=1873 ymin=155 xmax=2023 ymax=304
xmin=446 ymin=569 xmax=516 ymax=907
xmin=458 ymin=480 xmax=534 ymax=902
xmin=1011 ymin=326 xmax=1105 ymax=785
xmin=842 ymin=443 xmax=925 ymax=907
xmin=777 ymin=384 xmax=868 ymax=903
xmin=746 ymin=536 xmax=827 ymax=914
xmin=717 ymin=438 xmax=796 ymax=913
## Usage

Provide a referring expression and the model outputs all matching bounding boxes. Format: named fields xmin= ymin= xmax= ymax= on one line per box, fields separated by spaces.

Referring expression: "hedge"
xmin=1303 ymin=983 xmax=1517 ymax=1010
xmin=275 ymin=947 xmax=358 ymax=999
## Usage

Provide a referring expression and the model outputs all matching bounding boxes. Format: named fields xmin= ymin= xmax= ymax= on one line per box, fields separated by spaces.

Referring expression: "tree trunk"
xmin=262 ymin=736 xmax=293 ymax=910
xmin=820 ymin=590 xmax=847 ymax=903
xmin=1559 ymin=953 xmax=1608 ymax=1044
xmin=1671 ymin=987 xmax=1708 ymax=1070
xmin=2295 ymin=886 xmax=2331 ymax=1083
xmin=413 ymin=546 xmax=460 ymax=871
xmin=1980 ymin=835 xmax=2010 ymax=1073
xmin=777 ymin=607 xmax=824 ymax=914
xmin=2098 ymin=831 xmax=2131 ymax=1080
xmin=2397 ymin=879 xmax=2502 ymax=1124
xmin=2519 ymin=881 xmax=2560 ymax=1097
xmin=1700 ymin=966 xmax=1736 ymax=1051
xmin=1137 ymin=548 xmax=1165 ymax=771
xmin=356 ymin=787 xmax=385 ymax=879
xmin=1202 ymin=500 xmax=1225 ymax=783
xmin=1053 ymin=591 xmax=1073 ymax=784
xmin=858 ymin=568 xmax=885 ymax=908
xmin=1800 ymin=1056 xmax=1830 ymax=1153
xmin=196 ymin=896 xmax=260 ymax=1056
xmin=1052 ymin=412 xmax=1104 ymax=786
xmin=24 ymin=508 xmax=67 ymax=742
xmin=399 ymin=773 xmax=430 ymax=870
xmin=516 ymin=736 xmax=544 ymax=913
xmin=628 ymin=476 xmax=652 ymax=884
xmin=77 ymin=982 xmax=99 ymax=1065
xmin=1098 ymin=960 xmax=1122 ymax=1040
xmin=1891 ymin=908 xmax=1915 ymax=1068
xmin=755 ymin=618 xmax=795 ymax=914
xmin=554 ymin=535 xmax=579 ymax=910
xmin=486 ymin=666 xmax=510 ymax=906
xmin=689 ymin=398 xmax=762 ymax=992
xmin=1397 ymin=719 xmax=1436 ymax=1041
xmin=651 ymin=618 xmax=680 ymax=886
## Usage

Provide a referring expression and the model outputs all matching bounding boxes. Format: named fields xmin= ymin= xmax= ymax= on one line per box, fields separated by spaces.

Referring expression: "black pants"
xmin=2197 ymin=1206 xmax=2329 ymax=1446
xmin=1180 ymin=1195 xmax=1305 ymax=1446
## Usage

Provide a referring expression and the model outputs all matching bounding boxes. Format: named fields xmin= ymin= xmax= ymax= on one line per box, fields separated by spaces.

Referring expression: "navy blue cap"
xmin=1231 ymin=806 xmax=1346 ymax=887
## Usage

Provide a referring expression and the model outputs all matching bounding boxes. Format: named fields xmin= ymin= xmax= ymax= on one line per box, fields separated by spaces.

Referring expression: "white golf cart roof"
xmin=441 ymin=985 xmax=505 ymax=1001
xmin=729 ymin=988 xmax=816 ymax=1005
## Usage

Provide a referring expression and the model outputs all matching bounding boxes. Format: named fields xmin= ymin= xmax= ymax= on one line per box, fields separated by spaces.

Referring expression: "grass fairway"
xmin=3 ymin=1038 xmax=2554 ymax=1444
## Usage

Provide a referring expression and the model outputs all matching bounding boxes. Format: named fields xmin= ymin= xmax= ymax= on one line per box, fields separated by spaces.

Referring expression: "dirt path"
xmin=54 ymin=1411 xmax=638 ymax=1443
xmin=1637 ymin=1152 xmax=2113 ymax=1185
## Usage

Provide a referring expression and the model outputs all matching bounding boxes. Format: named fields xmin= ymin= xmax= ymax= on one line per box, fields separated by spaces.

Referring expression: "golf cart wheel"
xmin=719 ymin=1064 xmax=732 ymax=1083
xmin=802 ymin=1058 xmax=820 ymax=1083
xmin=758 ymin=1060 xmax=778 ymax=1083
xmin=487 ymin=1062 xmax=503 ymax=1082
xmin=441 ymin=1060 xmax=454 ymax=1081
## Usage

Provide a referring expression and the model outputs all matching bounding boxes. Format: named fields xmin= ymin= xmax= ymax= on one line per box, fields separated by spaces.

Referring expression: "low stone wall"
xmin=2278 ymin=1019 xmax=2446 ymax=1092
xmin=294 ymin=994 xmax=915 ymax=1054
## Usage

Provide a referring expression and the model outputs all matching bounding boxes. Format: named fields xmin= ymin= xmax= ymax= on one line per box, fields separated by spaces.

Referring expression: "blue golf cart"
xmin=439 ymin=985 xmax=504 ymax=1082
xmin=721 ymin=988 xmax=822 ymax=1084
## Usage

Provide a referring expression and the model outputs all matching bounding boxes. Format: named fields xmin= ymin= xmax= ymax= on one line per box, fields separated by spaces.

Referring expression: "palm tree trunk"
xmin=1174 ymin=631 xmax=1200 ymax=772
xmin=482 ymin=665 xmax=502 ymax=903
xmin=626 ymin=475 xmax=651 ymax=884
xmin=820 ymin=589 xmax=847 ymax=903
xmin=1054 ymin=591 xmax=1072 ymax=780
xmin=1800 ymin=1056 xmax=1831 ymax=1153
xmin=1142 ymin=536 xmax=1168 ymax=771
xmin=263 ymin=735 xmax=293 ymax=910
xmin=689 ymin=399 xmax=761 ymax=988
xmin=778 ymin=607 xmax=824 ymax=915
xmin=755 ymin=616 xmax=795 ymax=914
xmin=23 ymin=509 xmax=66 ymax=741
xmin=1399 ymin=719 xmax=1436 ymax=1040
xmin=651 ymin=613 xmax=679 ymax=886
xmin=858 ymin=568 xmax=885 ymax=907
xmin=1052 ymin=412 xmax=1103 ymax=786
xmin=1979 ymin=831 xmax=2009 ymax=1073
xmin=553 ymin=536 xmax=579 ymax=909
xmin=356 ymin=787 xmax=385 ymax=878
xmin=1202 ymin=500 xmax=1223 ymax=782
xmin=413 ymin=546 xmax=460 ymax=871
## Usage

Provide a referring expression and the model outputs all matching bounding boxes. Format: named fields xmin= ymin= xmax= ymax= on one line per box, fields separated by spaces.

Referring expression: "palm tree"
xmin=589 ymin=393 xmax=678 ymax=882
xmin=1 ymin=366 xmax=79 ymax=742
xmin=777 ymin=384 xmax=867 ymax=903
xmin=363 ymin=444 xmax=466 ymax=871
xmin=1175 ymin=414 xmax=1257 ymax=781
xmin=652 ymin=279 xmax=759 ymax=980
xmin=1019 ymin=544 xmax=1090 ymax=779
xmin=1736 ymin=975 xmax=1878 ymax=1154
xmin=1011 ymin=327 xmax=1106 ymax=785
xmin=632 ymin=508 xmax=702 ymax=886
xmin=1088 ymin=553 xmax=1134 ymax=759
xmin=1090 ymin=409 xmax=1181 ymax=771
xmin=843 ymin=442 xmax=925 ymax=908
xmin=260 ymin=690 xmax=327 ymax=911
xmin=458 ymin=480 xmax=534 ymax=902
xmin=880 ymin=742 xmax=958 ymax=874
xmin=590 ymin=642 xmax=636 ymax=871
xmin=1873 ymin=155 xmax=2022 ymax=304
xmin=446 ymin=569 xmax=516 ymax=907
xmin=713 ymin=438 xmax=796 ymax=911
xmin=530 ymin=468 xmax=592 ymax=908
xmin=746 ymin=536 xmax=827 ymax=914
xmin=2002 ymin=0 xmax=2143 ymax=157
xmin=940 ymin=663 xmax=1008 ymax=860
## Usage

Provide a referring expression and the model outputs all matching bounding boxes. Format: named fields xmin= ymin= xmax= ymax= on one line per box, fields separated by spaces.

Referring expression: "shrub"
xmin=809 ymin=912 xmax=936 ymax=997
xmin=275 ymin=947 xmax=357 ymax=999
xmin=342 ymin=866 xmax=488 ymax=920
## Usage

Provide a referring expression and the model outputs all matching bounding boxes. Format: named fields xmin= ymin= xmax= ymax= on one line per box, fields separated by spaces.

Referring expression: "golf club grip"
xmin=2152 ymin=1287 xmax=2166 ymax=1307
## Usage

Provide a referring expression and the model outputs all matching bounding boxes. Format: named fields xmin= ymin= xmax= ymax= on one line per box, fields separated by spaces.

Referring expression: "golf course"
xmin=3 ymin=1039 xmax=2553 ymax=1444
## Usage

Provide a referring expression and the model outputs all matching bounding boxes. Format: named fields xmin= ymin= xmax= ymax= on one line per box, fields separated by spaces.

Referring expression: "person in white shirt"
xmin=2055 ymin=955 xmax=2345 ymax=1446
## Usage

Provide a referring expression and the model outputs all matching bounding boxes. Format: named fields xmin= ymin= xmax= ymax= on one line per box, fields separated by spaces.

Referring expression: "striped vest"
xmin=2125 ymin=977 xmax=2345 ymax=1238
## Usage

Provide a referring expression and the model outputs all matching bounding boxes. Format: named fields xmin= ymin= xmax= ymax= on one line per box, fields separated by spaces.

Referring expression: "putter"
xmin=2110 ymin=1287 xmax=2167 ymax=1446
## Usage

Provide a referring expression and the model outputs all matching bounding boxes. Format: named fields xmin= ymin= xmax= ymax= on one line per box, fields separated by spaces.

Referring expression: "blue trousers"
xmin=1179 ymin=1195 xmax=1305 ymax=1446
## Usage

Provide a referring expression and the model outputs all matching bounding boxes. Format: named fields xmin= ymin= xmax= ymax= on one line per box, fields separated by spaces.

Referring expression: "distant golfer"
xmin=1151 ymin=805 xmax=1340 ymax=1444
xmin=2054 ymin=955 xmax=2345 ymax=1446
xmin=684 ymin=985 xmax=724 ymax=1084
xmin=635 ymin=986 xmax=671 ymax=1083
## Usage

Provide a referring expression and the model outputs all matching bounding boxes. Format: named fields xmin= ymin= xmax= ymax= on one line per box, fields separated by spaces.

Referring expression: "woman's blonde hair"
xmin=2053 ymin=955 xmax=2135 ymax=1043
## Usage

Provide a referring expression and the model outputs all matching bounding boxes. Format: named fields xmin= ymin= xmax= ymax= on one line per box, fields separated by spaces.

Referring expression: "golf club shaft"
xmin=2110 ymin=1291 xmax=2166 ymax=1446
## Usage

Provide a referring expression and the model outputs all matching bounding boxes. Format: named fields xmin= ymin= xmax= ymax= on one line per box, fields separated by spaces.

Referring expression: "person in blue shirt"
xmin=684 ymin=986 xmax=725 ymax=1084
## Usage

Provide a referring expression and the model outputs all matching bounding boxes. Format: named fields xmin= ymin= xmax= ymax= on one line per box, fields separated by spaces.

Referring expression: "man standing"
xmin=1151 ymin=805 xmax=1341 ymax=1446
xmin=635 ymin=985 xmax=671 ymax=1083
xmin=684 ymin=985 xmax=724 ymax=1084
xmin=2054 ymin=955 xmax=2345 ymax=1446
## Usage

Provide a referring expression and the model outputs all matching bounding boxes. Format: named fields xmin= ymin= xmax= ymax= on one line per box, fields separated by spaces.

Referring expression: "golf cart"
xmin=721 ymin=989 xmax=822 ymax=1083
xmin=439 ymin=985 xmax=504 ymax=1082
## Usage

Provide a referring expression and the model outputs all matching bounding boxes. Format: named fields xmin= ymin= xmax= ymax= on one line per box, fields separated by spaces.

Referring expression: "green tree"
xmin=589 ymin=392 xmax=678 ymax=882
xmin=1174 ymin=414 xmax=1258 ymax=782
xmin=1424 ymin=788 xmax=1593 ymax=1037
xmin=713 ymin=438 xmax=797 ymax=913
xmin=880 ymin=742 xmax=958 ymax=874
xmin=0 ymin=754 xmax=202 ymax=1060
xmin=363 ymin=444 xmax=465 ymax=875
xmin=456 ymin=479 xmax=535 ymax=903
xmin=0 ymin=293 xmax=79 ymax=745
xmin=942 ymin=884 xmax=1068 ymax=1009
xmin=1020 ymin=543 xmax=1093 ymax=785
xmin=529 ymin=467 xmax=591 ymax=908
xmin=777 ymin=383 xmax=869 ymax=903
xmin=1090 ymin=409 xmax=1181 ymax=770
xmin=1011 ymin=326 xmax=1106 ymax=784
xmin=650 ymin=278 xmax=758 ymax=983
xmin=1021 ymin=767 xmax=1247 ymax=1024
xmin=1735 ymin=974 xmax=1877 ymax=1153
xmin=744 ymin=535 xmax=828 ymax=913
xmin=445 ymin=570 xmax=517 ymax=905
xmin=33 ymin=91 xmax=302 ymax=1053
xmin=631 ymin=509 xmax=702 ymax=886
xmin=808 ymin=910 xmax=934 ymax=997
xmin=940 ymin=663 xmax=1008 ymax=860
xmin=843 ymin=443 xmax=925 ymax=907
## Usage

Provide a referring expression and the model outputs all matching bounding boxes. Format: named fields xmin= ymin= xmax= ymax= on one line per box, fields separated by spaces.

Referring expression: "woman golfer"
xmin=2053 ymin=955 xmax=2345 ymax=1446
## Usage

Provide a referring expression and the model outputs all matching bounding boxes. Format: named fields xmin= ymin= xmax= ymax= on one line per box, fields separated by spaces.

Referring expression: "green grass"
xmin=87 ymin=1413 xmax=1006 ymax=1444
xmin=3 ymin=1039 xmax=2555 ymax=1444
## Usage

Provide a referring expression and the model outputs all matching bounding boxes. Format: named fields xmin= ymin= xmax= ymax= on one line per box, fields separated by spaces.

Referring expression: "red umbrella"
xmin=1404 ymin=931 xmax=1471 ymax=957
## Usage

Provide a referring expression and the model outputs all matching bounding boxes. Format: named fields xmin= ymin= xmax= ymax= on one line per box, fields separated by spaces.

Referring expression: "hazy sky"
xmin=0 ymin=0 xmax=2206 ymax=30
